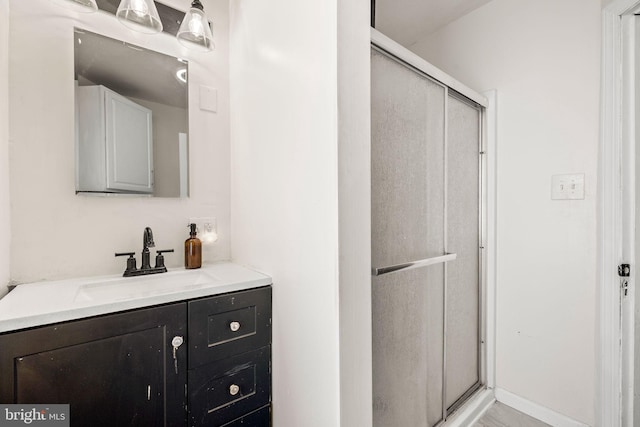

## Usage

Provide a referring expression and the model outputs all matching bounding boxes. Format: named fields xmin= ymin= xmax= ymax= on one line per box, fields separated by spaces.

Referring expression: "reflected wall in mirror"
xmin=74 ymin=28 xmax=189 ymax=197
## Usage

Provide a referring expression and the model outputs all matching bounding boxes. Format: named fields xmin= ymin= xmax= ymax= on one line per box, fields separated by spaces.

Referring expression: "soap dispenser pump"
xmin=185 ymin=223 xmax=202 ymax=269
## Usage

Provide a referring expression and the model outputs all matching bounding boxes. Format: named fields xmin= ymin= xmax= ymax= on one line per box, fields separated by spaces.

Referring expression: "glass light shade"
xmin=116 ymin=0 xmax=163 ymax=34
xmin=176 ymin=5 xmax=214 ymax=52
xmin=50 ymin=0 xmax=98 ymax=13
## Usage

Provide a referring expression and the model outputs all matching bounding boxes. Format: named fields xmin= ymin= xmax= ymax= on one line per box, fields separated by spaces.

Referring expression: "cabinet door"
xmin=0 ymin=304 xmax=186 ymax=427
xmin=105 ymin=90 xmax=154 ymax=193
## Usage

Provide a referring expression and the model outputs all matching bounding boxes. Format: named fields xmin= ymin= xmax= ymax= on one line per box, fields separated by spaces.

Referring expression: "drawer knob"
xmin=229 ymin=321 xmax=241 ymax=332
xmin=229 ymin=384 xmax=240 ymax=396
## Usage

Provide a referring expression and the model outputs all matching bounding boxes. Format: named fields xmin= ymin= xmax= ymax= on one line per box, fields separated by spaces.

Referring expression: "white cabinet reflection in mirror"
xmin=76 ymin=85 xmax=154 ymax=194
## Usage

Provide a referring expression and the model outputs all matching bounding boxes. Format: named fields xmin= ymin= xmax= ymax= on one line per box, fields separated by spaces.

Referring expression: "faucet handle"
xmin=155 ymin=249 xmax=174 ymax=269
xmin=115 ymin=252 xmax=137 ymax=275
xmin=115 ymin=252 xmax=135 ymax=257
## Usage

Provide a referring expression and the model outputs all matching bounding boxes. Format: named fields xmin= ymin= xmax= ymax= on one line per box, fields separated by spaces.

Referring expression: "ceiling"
xmin=374 ymin=0 xmax=493 ymax=47
xmin=74 ymin=29 xmax=188 ymax=110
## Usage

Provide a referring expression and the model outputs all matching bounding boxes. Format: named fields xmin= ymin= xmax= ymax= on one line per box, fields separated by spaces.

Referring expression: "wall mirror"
xmin=74 ymin=28 xmax=189 ymax=198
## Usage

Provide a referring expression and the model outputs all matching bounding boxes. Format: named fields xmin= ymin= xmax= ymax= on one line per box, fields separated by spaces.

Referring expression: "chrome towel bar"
xmin=373 ymin=253 xmax=457 ymax=276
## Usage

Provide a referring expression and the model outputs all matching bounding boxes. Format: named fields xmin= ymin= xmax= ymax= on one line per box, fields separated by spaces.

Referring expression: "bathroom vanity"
xmin=0 ymin=263 xmax=272 ymax=427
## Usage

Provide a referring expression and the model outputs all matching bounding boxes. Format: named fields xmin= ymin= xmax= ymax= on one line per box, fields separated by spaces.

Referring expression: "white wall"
xmin=131 ymin=97 xmax=187 ymax=198
xmin=0 ymin=0 xmax=10 ymax=298
xmin=8 ymin=0 xmax=229 ymax=284
xmin=337 ymin=1 xmax=373 ymax=426
xmin=229 ymin=0 xmax=341 ymax=426
xmin=411 ymin=1 xmax=600 ymax=424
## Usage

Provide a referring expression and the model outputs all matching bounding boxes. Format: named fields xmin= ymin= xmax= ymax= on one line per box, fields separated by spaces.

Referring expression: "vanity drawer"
xmin=188 ymin=346 xmax=270 ymax=427
xmin=188 ymin=286 xmax=271 ymax=368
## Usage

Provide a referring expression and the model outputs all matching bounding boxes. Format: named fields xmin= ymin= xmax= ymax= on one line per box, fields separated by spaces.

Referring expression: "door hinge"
xmin=618 ymin=264 xmax=631 ymax=277
xmin=622 ymin=279 xmax=630 ymax=297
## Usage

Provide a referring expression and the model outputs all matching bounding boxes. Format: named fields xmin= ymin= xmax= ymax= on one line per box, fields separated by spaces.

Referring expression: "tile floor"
xmin=472 ymin=402 xmax=550 ymax=427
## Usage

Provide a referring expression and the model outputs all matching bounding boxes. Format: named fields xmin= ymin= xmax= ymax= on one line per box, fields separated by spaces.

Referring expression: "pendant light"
xmin=50 ymin=0 xmax=98 ymax=13
xmin=116 ymin=0 xmax=163 ymax=34
xmin=176 ymin=0 xmax=214 ymax=52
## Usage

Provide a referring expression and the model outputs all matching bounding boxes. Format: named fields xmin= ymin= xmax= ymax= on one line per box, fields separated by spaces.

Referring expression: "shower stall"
xmin=371 ymin=33 xmax=487 ymax=427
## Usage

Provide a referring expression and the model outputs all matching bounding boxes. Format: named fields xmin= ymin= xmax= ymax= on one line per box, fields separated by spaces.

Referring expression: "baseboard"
xmin=444 ymin=388 xmax=495 ymax=427
xmin=495 ymin=388 xmax=589 ymax=427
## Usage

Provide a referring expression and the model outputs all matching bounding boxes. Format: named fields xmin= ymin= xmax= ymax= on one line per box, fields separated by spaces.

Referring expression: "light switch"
xmin=551 ymin=173 xmax=585 ymax=200
xmin=199 ymin=85 xmax=217 ymax=112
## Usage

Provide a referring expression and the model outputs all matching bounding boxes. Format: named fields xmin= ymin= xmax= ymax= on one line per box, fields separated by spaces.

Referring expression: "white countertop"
xmin=0 ymin=262 xmax=271 ymax=333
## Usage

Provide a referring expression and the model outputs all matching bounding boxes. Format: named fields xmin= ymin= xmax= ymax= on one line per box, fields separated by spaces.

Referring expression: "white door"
xmin=625 ymin=14 xmax=640 ymax=427
xmin=603 ymin=6 xmax=640 ymax=427
xmin=620 ymin=13 xmax=640 ymax=427
xmin=179 ymin=132 xmax=188 ymax=198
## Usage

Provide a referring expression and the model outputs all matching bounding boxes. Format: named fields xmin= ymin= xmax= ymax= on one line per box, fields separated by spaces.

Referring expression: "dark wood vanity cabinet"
xmin=0 ymin=303 xmax=187 ymax=426
xmin=0 ymin=286 xmax=272 ymax=427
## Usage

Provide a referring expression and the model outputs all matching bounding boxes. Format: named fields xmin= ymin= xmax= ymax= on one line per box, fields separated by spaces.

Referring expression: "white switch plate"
xmin=199 ymin=86 xmax=217 ymax=112
xmin=551 ymin=173 xmax=585 ymax=200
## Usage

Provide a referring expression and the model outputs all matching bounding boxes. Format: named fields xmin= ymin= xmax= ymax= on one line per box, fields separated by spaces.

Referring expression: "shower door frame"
xmin=371 ymin=28 xmax=497 ymax=426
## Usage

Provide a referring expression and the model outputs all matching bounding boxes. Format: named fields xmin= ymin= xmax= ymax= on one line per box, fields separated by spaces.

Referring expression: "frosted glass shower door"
xmin=445 ymin=94 xmax=481 ymax=410
xmin=371 ymin=47 xmax=483 ymax=427
xmin=371 ymin=47 xmax=446 ymax=427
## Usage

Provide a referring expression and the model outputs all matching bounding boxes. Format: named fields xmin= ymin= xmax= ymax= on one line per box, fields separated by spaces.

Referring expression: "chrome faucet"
xmin=115 ymin=227 xmax=174 ymax=277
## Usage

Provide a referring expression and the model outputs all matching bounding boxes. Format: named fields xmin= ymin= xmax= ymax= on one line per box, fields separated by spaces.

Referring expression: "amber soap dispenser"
xmin=185 ymin=223 xmax=202 ymax=269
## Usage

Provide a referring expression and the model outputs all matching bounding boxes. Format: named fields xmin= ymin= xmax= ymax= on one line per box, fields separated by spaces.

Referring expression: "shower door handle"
xmin=373 ymin=253 xmax=457 ymax=276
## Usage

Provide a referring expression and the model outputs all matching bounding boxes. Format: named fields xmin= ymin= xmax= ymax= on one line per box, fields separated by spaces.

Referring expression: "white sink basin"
xmin=74 ymin=270 xmax=219 ymax=302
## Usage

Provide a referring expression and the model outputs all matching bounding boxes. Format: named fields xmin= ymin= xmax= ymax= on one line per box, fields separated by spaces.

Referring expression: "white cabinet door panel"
xmin=105 ymin=91 xmax=153 ymax=193
xmin=76 ymin=85 xmax=154 ymax=194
